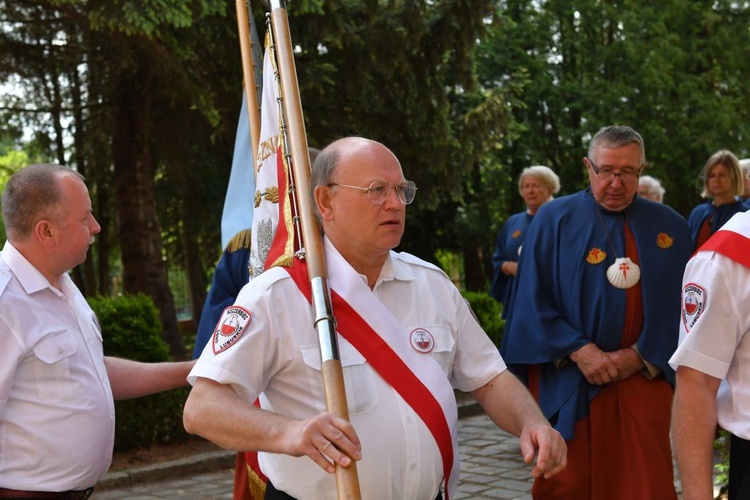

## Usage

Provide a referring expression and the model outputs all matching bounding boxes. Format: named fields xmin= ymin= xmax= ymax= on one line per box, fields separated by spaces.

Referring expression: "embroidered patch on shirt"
xmin=213 ymin=306 xmax=252 ymax=354
xmin=410 ymin=328 xmax=435 ymax=354
xmin=512 ymin=229 xmax=522 ymax=238
xmin=586 ymin=248 xmax=607 ymax=264
xmin=681 ymin=283 xmax=706 ymax=333
xmin=657 ymin=232 xmax=674 ymax=249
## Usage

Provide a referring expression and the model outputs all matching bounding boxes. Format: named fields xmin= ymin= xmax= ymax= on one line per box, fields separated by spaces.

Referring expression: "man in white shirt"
xmin=0 ymin=163 xmax=194 ymax=498
xmin=183 ymin=137 xmax=567 ymax=499
xmin=670 ymin=210 xmax=750 ymax=500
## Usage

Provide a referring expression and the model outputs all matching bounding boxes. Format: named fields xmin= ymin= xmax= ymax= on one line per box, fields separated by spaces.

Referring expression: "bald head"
xmin=311 ymin=137 xmax=401 ymax=216
xmin=312 ymin=137 xmax=408 ymax=281
xmin=312 ymin=138 xmax=398 ymax=188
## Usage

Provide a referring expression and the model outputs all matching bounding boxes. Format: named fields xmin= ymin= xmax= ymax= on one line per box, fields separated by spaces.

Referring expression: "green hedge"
xmin=461 ymin=290 xmax=504 ymax=348
xmin=87 ymin=293 xmax=190 ymax=451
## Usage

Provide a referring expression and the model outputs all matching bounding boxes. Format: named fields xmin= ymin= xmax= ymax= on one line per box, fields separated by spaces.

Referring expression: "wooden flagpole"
xmin=236 ymin=0 xmax=262 ymax=161
xmin=268 ymin=1 xmax=362 ymax=498
xmin=235 ymin=5 xmax=268 ymax=500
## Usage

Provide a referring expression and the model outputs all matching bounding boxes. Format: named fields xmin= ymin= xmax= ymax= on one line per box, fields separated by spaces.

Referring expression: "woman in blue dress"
xmin=490 ymin=165 xmax=560 ymax=318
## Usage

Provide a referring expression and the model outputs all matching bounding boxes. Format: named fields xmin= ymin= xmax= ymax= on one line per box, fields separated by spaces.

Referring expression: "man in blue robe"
xmin=502 ymin=125 xmax=691 ymax=499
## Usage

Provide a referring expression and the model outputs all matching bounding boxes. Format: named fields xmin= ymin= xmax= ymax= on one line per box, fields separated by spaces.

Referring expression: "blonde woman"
xmin=687 ymin=149 xmax=748 ymax=250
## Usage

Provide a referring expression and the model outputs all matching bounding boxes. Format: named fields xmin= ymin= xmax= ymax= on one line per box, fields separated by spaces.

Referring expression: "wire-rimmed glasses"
xmin=327 ymin=180 xmax=417 ymax=205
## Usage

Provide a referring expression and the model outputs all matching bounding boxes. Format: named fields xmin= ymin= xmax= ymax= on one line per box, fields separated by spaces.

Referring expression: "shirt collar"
xmin=1 ymin=240 xmax=62 ymax=295
xmin=322 ymin=237 xmax=416 ymax=289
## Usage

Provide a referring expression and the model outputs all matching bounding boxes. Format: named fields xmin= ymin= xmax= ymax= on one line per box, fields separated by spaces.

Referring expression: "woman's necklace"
xmin=597 ymin=209 xmax=640 ymax=289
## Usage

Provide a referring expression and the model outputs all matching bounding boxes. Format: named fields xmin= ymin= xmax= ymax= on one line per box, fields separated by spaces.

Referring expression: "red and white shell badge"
xmin=213 ymin=306 xmax=252 ymax=354
xmin=409 ymin=327 xmax=435 ymax=354
xmin=681 ymin=283 xmax=706 ymax=333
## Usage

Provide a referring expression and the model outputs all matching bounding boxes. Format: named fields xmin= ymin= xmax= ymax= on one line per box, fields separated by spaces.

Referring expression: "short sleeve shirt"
xmin=0 ymin=242 xmax=115 ymax=490
xmin=670 ymin=232 xmax=750 ymax=438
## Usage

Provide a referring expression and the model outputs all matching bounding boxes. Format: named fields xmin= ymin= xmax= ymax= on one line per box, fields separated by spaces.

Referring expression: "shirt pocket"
xmin=420 ymin=325 xmax=456 ymax=374
xmin=33 ymin=332 xmax=85 ymax=402
xmin=300 ymin=339 xmax=379 ymax=416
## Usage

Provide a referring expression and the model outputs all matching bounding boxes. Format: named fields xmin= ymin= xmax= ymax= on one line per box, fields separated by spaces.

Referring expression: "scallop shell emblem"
xmin=606 ymin=257 xmax=641 ymax=289
xmin=657 ymin=232 xmax=673 ymax=249
xmin=586 ymin=248 xmax=607 ymax=264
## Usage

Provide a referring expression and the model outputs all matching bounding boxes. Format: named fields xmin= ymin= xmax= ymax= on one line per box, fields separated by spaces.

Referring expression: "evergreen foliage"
xmin=87 ymin=293 xmax=189 ymax=451
xmin=461 ymin=290 xmax=504 ymax=348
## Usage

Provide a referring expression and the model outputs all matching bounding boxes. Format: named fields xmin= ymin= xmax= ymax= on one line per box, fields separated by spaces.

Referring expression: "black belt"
xmin=0 ymin=487 xmax=94 ymax=500
xmin=264 ymin=480 xmax=443 ymax=500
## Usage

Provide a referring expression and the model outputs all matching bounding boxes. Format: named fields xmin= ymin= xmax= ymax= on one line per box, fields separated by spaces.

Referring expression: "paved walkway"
xmin=93 ymin=411 xmax=688 ymax=499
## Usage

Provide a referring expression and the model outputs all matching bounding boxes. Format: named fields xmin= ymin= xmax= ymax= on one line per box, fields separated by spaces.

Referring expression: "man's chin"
xmin=380 ymin=233 xmax=403 ymax=250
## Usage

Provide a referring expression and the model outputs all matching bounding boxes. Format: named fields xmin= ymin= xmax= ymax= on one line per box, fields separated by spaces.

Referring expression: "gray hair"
xmin=311 ymin=144 xmax=341 ymax=221
xmin=2 ymin=163 xmax=85 ymax=242
xmin=588 ymin=125 xmax=646 ymax=166
xmin=638 ymin=175 xmax=666 ymax=202
xmin=518 ymin=165 xmax=561 ymax=197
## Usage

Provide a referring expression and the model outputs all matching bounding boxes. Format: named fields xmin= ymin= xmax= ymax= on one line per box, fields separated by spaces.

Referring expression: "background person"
xmin=670 ymin=210 xmax=750 ymax=500
xmin=184 ymin=137 xmax=566 ymax=499
xmin=739 ymin=158 xmax=750 ymax=204
xmin=490 ymin=165 xmax=560 ymax=318
xmin=0 ymin=163 xmax=194 ymax=497
xmin=687 ymin=149 xmax=747 ymax=250
xmin=637 ymin=174 xmax=665 ymax=203
xmin=502 ymin=125 xmax=692 ymax=499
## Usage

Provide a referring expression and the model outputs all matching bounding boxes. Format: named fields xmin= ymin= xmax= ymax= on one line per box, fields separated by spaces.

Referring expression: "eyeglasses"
xmin=588 ymin=158 xmax=642 ymax=183
xmin=327 ymin=180 xmax=417 ymax=205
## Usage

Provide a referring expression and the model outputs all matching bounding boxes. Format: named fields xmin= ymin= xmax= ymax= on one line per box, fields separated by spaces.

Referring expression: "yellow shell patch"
xmin=657 ymin=232 xmax=674 ymax=249
xmin=586 ymin=248 xmax=607 ymax=264
xmin=512 ymin=229 xmax=522 ymax=238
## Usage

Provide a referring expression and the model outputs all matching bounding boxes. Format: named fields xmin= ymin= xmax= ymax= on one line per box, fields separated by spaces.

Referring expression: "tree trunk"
xmin=182 ymin=223 xmax=207 ymax=332
xmin=110 ymin=55 xmax=185 ymax=359
xmin=463 ymin=240 xmax=487 ymax=292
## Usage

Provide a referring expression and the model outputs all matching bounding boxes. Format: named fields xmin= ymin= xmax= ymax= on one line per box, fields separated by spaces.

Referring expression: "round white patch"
xmin=409 ymin=327 xmax=435 ymax=354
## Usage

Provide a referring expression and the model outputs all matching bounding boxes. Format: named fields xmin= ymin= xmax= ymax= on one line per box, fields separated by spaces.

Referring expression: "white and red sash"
xmin=698 ymin=213 xmax=750 ymax=268
xmin=285 ymin=249 xmax=459 ymax=499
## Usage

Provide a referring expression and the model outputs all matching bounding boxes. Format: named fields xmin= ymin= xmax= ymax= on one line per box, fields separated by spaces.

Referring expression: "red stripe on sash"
xmin=285 ymin=259 xmax=454 ymax=499
xmin=698 ymin=229 xmax=750 ymax=268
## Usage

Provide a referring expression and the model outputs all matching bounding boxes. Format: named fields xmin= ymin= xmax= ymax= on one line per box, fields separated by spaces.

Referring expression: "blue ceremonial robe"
xmin=687 ymin=198 xmax=748 ymax=251
xmin=502 ymin=190 xmax=691 ymax=438
xmin=193 ymin=233 xmax=251 ymax=358
xmin=489 ymin=211 xmax=532 ymax=318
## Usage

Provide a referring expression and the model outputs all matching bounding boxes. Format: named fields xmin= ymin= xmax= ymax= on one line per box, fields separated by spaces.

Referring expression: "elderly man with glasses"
xmin=502 ymin=125 xmax=691 ymax=499
xmin=184 ymin=137 xmax=566 ymax=500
